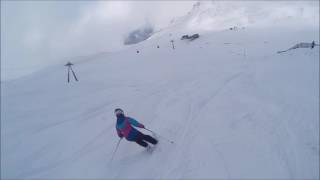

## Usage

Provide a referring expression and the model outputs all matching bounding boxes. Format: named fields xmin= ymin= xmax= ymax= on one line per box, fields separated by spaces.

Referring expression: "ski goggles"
xmin=114 ymin=109 xmax=124 ymax=116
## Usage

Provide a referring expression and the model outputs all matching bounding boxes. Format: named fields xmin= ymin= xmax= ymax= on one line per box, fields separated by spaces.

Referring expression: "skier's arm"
xmin=128 ymin=117 xmax=145 ymax=128
xmin=116 ymin=128 xmax=123 ymax=138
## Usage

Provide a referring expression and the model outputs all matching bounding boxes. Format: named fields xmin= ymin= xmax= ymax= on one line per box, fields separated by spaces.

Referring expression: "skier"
xmin=311 ymin=40 xmax=315 ymax=49
xmin=114 ymin=108 xmax=158 ymax=149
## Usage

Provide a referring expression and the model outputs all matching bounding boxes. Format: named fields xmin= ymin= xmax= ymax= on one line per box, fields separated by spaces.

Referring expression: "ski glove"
xmin=116 ymin=128 xmax=124 ymax=138
xmin=139 ymin=124 xmax=145 ymax=128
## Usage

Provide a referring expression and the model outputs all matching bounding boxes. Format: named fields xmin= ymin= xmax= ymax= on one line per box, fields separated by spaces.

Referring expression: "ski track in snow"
xmin=1 ymin=25 xmax=319 ymax=179
xmin=18 ymin=127 xmax=111 ymax=178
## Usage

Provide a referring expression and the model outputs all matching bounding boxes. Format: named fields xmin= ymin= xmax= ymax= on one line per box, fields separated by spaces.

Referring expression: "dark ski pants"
xmin=135 ymin=133 xmax=158 ymax=148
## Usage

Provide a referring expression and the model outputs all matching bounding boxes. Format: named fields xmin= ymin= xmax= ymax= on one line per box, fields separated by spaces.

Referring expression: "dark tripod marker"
xmin=65 ymin=62 xmax=78 ymax=83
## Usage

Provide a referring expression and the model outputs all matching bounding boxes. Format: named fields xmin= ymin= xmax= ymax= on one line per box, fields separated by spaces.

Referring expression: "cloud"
xmin=1 ymin=1 xmax=196 ymax=80
xmin=0 ymin=1 xmax=190 ymax=80
xmin=1 ymin=1 xmax=318 ymax=80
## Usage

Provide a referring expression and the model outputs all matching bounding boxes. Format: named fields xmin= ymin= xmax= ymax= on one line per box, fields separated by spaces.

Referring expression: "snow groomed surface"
xmin=1 ymin=4 xmax=319 ymax=178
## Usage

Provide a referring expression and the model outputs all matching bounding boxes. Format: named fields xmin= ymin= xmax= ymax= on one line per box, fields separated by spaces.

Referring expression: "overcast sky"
xmin=1 ymin=1 xmax=195 ymax=80
xmin=1 ymin=1 xmax=319 ymax=81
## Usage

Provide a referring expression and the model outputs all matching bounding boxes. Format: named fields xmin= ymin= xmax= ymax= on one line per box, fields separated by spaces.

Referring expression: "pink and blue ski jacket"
xmin=116 ymin=116 xmax=144 ymax=141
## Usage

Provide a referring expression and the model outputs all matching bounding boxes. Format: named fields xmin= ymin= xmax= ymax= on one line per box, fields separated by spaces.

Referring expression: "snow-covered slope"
xmin=1 ymin=4 xmax=319 ymax=179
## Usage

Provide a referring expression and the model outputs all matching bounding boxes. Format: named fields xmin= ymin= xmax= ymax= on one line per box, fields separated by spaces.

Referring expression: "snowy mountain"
xmin=169 ymin=1 xmax=318 ymax=32
xmin=1 ymin=2 xmax=319 ymax=179
xmin=124 ymin=23 xmax=154 ymax=45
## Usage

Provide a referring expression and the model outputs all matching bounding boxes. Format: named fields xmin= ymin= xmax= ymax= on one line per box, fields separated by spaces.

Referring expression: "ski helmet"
xmin=114 ymin=108 xmax=124 ymax=116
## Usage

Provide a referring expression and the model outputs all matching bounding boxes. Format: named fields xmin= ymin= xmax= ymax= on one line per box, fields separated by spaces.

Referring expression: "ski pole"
xmin=110 ymin=138 xmax=122 ymax=163
xmin=144 ymin=128 xmax=174 ymax=144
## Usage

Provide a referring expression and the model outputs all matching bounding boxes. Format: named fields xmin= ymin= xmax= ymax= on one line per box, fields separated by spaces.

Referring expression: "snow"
xmin=1 ymin=8 xmax=319 ymax=180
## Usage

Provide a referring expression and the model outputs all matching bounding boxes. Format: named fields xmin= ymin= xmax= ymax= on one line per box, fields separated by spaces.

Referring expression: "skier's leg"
xmin=135 ymin=139 xmax=148 ymax=147
xmin=135 ymin=132 xmax=148 ymax=148
xmin=142 ymin=134 xmax=158 ymax=145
